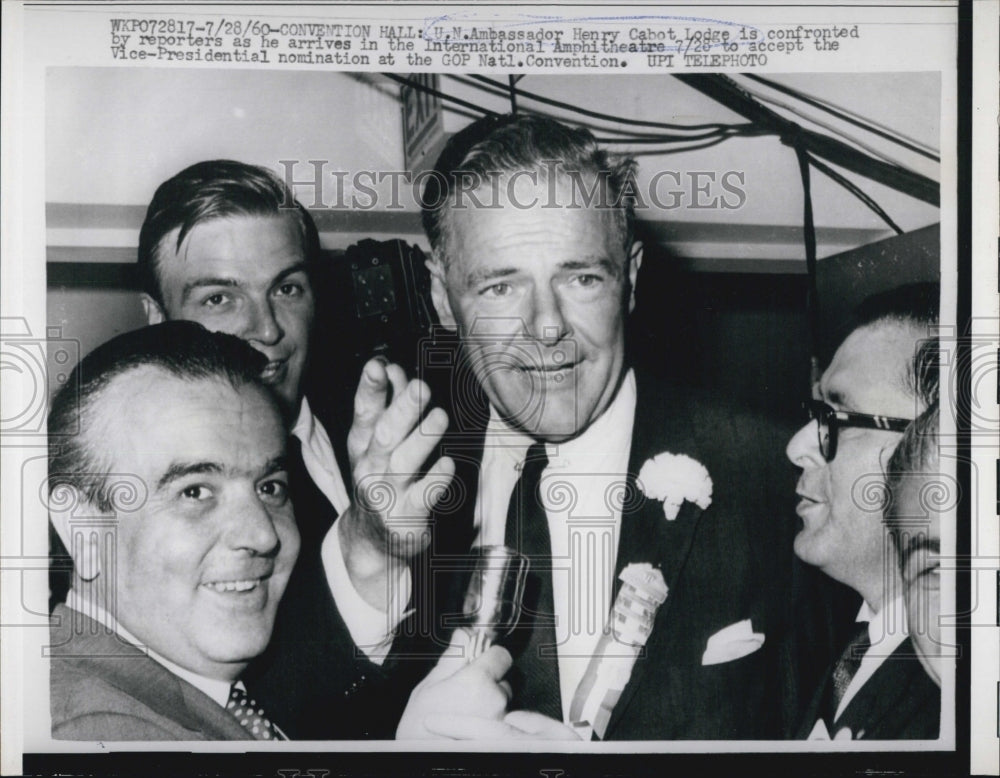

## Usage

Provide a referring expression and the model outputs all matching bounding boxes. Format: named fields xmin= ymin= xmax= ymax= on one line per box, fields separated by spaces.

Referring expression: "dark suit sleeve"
xmin=246 ymin=543 xmax=432 ymax=739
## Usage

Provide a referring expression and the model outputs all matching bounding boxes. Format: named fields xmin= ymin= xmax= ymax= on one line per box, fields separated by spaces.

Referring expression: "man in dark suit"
xmin=338 ymin=114 xmax=797 ymax=740
xmin=48 ymin=322 xmax=299 ymax=740
xmin=787 ymin=283 xmax=940 ymax=740
xmin=135 ymin=161 xmax=449 ymax=737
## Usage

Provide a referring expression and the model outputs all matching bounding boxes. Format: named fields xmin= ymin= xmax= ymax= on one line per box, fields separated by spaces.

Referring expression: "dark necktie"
xmin=824 ymin=621 xmax=871 ymax=727
xmin=227 ymin=684 xmax=286 ymax=740
xmin=287 ymin=434 xmax=339 ymax=547
xmin=503 ymin=442 xmax=562 ymax=721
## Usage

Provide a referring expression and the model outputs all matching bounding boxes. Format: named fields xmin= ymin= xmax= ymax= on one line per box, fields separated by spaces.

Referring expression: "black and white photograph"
xmin=1 ymin=2 xmax=995 ymax=777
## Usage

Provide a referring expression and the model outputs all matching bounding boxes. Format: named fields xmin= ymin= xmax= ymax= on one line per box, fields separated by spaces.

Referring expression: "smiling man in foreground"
xmin=48 ymin=322 xmax=300 ymax=740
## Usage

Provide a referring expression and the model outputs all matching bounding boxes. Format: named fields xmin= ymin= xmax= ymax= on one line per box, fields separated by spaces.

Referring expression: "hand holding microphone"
xmin=458 ymin=545 xmax=529 ymax=660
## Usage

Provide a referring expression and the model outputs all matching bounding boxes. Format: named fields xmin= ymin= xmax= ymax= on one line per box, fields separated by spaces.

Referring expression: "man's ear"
xmin=141 ymin=294 xmax=165 ymax=325
xmin=49 ymin=486 xmax=102 ymax=582
xmin=427 ymin=255 xmax=457 ymax=330
xmin=626 ymin=241 xmax=643 ymax=314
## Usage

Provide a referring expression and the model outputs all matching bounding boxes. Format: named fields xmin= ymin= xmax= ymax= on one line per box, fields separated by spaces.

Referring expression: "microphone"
xmin=460 ymin=545 xmax=529 ymax=660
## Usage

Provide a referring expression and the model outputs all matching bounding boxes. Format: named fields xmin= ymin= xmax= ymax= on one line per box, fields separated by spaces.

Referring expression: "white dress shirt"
xmin=64 ymin=589 xmax=233 ymax=708
xmin=290 ymin=397 xmax=351 ymax=515
xmin=474 ymin=369 xmax=637 ymax=725
xmin=326 ymin=368 xmax=638 ymax=731
xmin=322 ymin=517 xmax=412 ymax=664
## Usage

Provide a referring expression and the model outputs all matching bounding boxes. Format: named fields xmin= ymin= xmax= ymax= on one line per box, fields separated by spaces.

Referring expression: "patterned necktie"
xmin=825 ymin=621 xmax=871 ymax=726
xmin=227 ymin=684 xmax=285 ymax=740
xmin=503 ymin=442 xmax=562 ymax=721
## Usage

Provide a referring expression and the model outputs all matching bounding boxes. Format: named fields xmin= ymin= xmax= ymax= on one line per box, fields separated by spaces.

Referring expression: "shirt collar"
xmin=64 ymin=589 xmax=235 ymax=708
xmin=290 ymin=396 xmax=313 ymax=442
xmin=549 ymin=368 xmax=636 ymax=466
xmin=856 ymin=593 xmax=909 ymax=644
xmin=486 ymin=368 xmax=637 ymax=466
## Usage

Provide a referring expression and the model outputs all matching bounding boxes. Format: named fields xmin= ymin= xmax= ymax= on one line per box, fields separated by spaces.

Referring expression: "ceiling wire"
xmin=469 ymin=74 xmax=734 ymax=132
xmin=734 ymin=78 xmax=939 ymax=176
xmin=743 ymin=73 xmax=940 ymax=161
xmin=807 ymin=153 xmax=904 ymax=235
xmin=387 ymin=72 xmax=912 ymax=234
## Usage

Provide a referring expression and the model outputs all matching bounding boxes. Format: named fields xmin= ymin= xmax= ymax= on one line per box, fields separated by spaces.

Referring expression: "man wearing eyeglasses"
xmin=787 ymin=281 xmax=940 ymax=740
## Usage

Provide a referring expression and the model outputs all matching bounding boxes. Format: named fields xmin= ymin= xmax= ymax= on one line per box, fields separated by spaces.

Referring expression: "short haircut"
xmin=884 ymin=401 xmax=940 ymax=572
xmin=887 ymin=401 xmax=940 ymax=490
xmin=852 ymin=281 xmax=940 ymax=334
xmin=48 ymin=321 xmax=269 ymax=513
xmin=826 ymin=281 xmax=940 ymax=402
xmin=137 ymin=160 xmax=320 ymax=305
xmin=421 ymin=113 xmax=638 ymax=267
xmin=885 ymin=338 xmax=940 ymax=548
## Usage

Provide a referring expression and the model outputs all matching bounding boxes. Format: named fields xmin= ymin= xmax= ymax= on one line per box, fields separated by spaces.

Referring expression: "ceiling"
xmin=46 ymin=68 xmax=940 ymax=272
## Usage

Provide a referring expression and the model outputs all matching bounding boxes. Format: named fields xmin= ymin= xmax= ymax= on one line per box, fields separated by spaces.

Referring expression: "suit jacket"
xmin=410 ymin=366 xmax=800 ymax=740
xmin=49 ymin=603 xmax=251 ymax=741
xmin=244 ymin=538 xmax=430 ymax=739
xmin=246 ymin=379 xmax=433 ymax=739
xmin=796 ymin=637 xmax=940 ymax=740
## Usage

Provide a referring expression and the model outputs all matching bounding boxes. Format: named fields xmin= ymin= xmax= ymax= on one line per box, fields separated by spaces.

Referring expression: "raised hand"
xmin=337 ymin=358 xmax=454 ymax=609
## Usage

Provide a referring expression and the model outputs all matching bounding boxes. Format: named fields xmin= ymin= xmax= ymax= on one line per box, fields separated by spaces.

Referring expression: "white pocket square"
xmin=701 ymin=619 xmax=765 ymax=666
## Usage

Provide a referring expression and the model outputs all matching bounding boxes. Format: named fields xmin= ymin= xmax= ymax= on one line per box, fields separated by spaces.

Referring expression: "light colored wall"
xmin=46 ymin=287 xmax=147 ymax=396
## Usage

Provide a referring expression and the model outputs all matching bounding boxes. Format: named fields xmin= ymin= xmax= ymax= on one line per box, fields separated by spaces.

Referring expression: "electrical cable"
xmin=627 ymin=134 xmax=751 ymax=157
xmin=807 ymin=154 xmax=905 ymax=235
xmin=470 ymin=74 xmax=734 ymax=132
xmin=442 ymin=73 xmax=760 ymax=146
xmin=743 ymin=73 xmax=940 ymax=162
xmin=445 ymin=75 xmax=686 ymax=140
xmin=793 ymin=139 xmax=822 ymax=386
xmin=595 ymin=124 xmax=760 ymax=144
xmin=391 ymin=71 xmax=906 ymax=234
xmin=735 ymin=78 xmax=938 ymax=174
xmin=382 ymin=73 xmax=499 ymax=118
xmin=674 ymin=74 xmax=939 ymax=206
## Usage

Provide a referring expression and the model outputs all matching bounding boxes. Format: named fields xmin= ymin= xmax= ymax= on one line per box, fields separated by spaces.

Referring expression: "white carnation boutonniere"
xmin=637 ymin=452 xmax=713 ymax=520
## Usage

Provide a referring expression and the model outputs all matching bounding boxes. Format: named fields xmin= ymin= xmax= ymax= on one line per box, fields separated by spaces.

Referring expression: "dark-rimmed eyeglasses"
xmin=802 ymin=400 xmax=912 ymax=462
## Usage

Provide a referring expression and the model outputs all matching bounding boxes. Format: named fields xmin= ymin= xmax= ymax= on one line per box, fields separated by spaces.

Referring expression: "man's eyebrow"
xmin=465 ymin=266 xmax=519 ymax=288
xmin=558 ymin=257 xmax=620 ymax=276
xmin=899 ymin=534 xmax=941 ymax=572
xmin=262 ymin=455 xmax=289 ymax=475
xmin=181 ymin=277 xmax=240 ymax=304
xmin=271 ymin=262 xmax=310 ymax=286
xmin=179 ymin=263 xmax=310 ymax=304
xmin=463 ymin=257 xmax=620 ymax=288
xmin=156 ymin=462 xmax=223 ymax=490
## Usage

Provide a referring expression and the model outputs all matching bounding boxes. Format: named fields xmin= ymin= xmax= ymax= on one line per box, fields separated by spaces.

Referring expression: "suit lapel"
xmin=835 ymin=639 xmax=939 ymax=739
xmin=603 ymin=372 xmax=707 ymax=737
